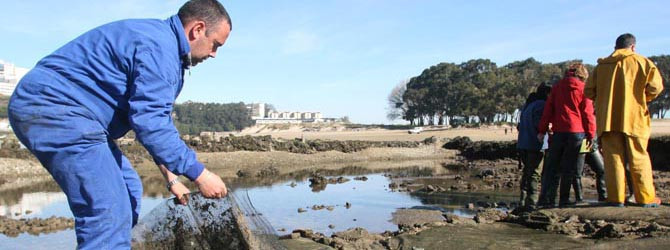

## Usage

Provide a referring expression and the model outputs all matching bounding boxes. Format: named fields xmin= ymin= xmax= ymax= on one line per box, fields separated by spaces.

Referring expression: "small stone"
xmin=328 ymin=224 xmax=335 ymax=229
xmin=289 ymin=182 xmax=297 ymax=187
xmin=290 ymin=232 xmax=301 ymax=239
xmin=345 ymin=202 xmax=351 ymax=209
xmin=298 ymin=208 xmax=307 ymax=213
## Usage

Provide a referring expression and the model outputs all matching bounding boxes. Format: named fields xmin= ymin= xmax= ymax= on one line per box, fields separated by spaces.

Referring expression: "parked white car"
xmin=408 ymin=127 xmax=423 ymax=134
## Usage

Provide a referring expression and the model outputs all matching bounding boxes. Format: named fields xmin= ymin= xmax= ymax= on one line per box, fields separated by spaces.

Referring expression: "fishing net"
xmin=131 ymin=192 xmax=285 ymax=250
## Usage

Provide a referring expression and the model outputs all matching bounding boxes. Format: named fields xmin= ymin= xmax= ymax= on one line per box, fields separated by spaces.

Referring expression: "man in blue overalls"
xmin=8 ymin=0 xmax=231 ymax=248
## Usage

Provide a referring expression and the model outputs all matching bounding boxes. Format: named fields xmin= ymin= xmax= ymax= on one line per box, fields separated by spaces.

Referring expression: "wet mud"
xmin=186 ymin=135 xmax=424 ymax=154
xmin=0 ymin=215 xmax=74 ymax=237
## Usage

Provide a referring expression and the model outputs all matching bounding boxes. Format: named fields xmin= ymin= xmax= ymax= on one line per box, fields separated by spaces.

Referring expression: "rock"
xmin=289 ymin=182 xmax=297 ymax=187
xmin=332 ymin=227 xmax=370 ymax=241
xmin=423 ymin=136 xmax=439 ymax=145
xmin=293 ymin=229 xmax=314 ymax=238
xmin=326 ymin=206 xmax=335 ymax=211
xmin=354 ymin=176 xmax=368 ymax=181
xmin=474 ymin=209 xmax=506 ymax=224
xmin=593 ymin=224 xmax=624 ymax=239
xmin=466 ymin=203 xmax=475 ymax=209
xmin=319 ymin=237 xmax=332 ymax=245
xmin=298 ymin=208 xmax=307 ymax=213
xmin=328 ymin=224 xmax=335 ymax=229
xmin=256 ymin=166 xmax=279 ymax=177
xmin=345 ymin=202 xmax=352 ymax=209
xmin=289 ymin=232 xmax=301 ymax=239
xmin=236 ymin=169 xmax=251 ymax=178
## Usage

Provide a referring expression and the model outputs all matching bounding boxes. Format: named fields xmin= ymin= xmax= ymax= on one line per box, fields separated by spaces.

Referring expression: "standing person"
xmin=537 ymin=63 xmax=596 ymax=208
xmin=517 ymin=82 xmax=552 ymax=210
xmin=7 ymin=0 xmax=232 ymax=248
xmin=585 ymin=33 xmax=664 ymax=207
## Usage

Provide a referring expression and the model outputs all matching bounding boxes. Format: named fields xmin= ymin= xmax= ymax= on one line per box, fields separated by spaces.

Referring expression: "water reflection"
xmin=0 ymin=165 xmax=518 ymax=248
xmin=237 ymin=174 xmax=425 ymax=236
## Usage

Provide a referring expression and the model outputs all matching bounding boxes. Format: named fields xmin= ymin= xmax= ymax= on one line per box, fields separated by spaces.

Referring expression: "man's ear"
xmin=188 ymin=21 xmax=206 ymax=41
xmin=631 ymin=44 xmax=636 ymax=52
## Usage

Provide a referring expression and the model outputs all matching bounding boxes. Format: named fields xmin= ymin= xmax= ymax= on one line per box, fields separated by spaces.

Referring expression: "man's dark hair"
xmin=615 ymin=33 xmax=636 ymax=49
xmin=535 ymin=81 xmax=552 ymax=101
xmin=178 ymin=0 xmax=232 ymax=33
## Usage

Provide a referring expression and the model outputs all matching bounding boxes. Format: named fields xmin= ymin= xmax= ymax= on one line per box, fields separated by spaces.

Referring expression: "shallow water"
xmin=0 ymin=171 xmax=518 ymax=249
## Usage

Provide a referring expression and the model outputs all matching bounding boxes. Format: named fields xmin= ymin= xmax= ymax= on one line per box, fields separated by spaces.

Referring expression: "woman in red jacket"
xmin=537 ymin=63 xmax=596 ymax=207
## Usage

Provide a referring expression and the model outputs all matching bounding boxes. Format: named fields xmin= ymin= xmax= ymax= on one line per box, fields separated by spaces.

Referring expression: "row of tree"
xmin=173 ymin=101 xmax=254 ymax=135
xmin=388 ymin=56 xmax=670 ymax=126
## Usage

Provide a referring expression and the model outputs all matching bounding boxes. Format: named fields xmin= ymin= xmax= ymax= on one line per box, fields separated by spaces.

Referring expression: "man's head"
xmin=615 ymin=33 xmax=636 ymax=51
xmin=178 ymin=0 xmax=232 ymax=66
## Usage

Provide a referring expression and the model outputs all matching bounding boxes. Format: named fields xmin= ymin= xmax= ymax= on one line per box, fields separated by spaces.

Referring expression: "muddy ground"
xmin=279 ymin=205 xmax=670 ymax=249
xmin=0 ymin=216 xmax=74 ymax=237
xmin=2 ymin=134 xmax=670 ymax=248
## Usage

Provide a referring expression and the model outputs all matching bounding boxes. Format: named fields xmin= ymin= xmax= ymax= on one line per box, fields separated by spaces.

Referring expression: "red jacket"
xmin=538 ymin=76 xmax=596 ymax=139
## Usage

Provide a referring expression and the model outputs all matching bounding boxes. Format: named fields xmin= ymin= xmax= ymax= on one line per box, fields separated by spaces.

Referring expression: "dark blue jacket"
xmin=14 ymin=15 xmax=203 ymax=180
xmin=517 ymin=99 xmax=545 ymax=151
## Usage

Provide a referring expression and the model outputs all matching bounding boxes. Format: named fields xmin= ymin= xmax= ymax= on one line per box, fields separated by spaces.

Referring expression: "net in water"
xmin=131 ymin=192 xmax=285 ymax=250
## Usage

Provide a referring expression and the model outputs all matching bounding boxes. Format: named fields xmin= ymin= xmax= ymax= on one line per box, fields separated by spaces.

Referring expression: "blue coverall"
xmin=8 ymin=15 xmax=204 ymax=249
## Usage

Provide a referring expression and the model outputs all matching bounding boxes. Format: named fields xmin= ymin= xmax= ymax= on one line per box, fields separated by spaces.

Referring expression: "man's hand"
xmin=537 ymin=133 xmax=545 ymax=143
xmin=194 ymin=169 xmax=228 ymax=199
xmin=169 ymin=180 xmax=190 ymax=205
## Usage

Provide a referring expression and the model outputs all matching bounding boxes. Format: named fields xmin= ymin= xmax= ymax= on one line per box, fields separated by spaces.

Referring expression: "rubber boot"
xmin=559 ymin=175 xmax=574 ymax=207
xmin=573 ymin=177 xmax=583 ymax=203
xmin=587 ymin=150 xmax=607 ymax=201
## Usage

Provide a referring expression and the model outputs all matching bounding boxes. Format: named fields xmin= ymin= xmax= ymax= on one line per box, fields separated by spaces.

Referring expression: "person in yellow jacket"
xmin=585 ymin=33 xmax=664 ymax=207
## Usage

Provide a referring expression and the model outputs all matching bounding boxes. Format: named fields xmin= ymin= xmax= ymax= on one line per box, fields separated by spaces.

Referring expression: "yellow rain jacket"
xmin=585 ymin=48 xmax=664 ymax=138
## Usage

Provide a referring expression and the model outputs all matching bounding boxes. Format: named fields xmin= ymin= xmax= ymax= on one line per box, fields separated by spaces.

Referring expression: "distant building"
xmin=246 ymin=103 xmax=330 ymax=124
xmin=246 ymin=103 xmax=266 ymax=120
xmin=0 ymin=60 xmax=29 ymax=96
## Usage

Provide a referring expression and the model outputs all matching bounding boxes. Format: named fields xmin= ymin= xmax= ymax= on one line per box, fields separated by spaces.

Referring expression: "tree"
xmin=173 ymin=101 xmax=254 ymax=135
xmin=264 ymin=103 xmax=276 ymax=116
xmin=386 ymin=80 xmax=408 ymax=121
xmin=391 ymin=57 xmax=605 ymax=125
xmin=649 ymin=55 xmax=670 ymax=118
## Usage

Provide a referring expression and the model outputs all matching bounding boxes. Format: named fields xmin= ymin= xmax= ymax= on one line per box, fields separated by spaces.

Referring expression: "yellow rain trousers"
xmin=585 ymin=48 xmax=664 ymax=204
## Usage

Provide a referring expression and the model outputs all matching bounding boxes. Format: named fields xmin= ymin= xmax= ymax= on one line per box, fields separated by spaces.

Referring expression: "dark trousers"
xmin=519 ymin=150 xmax=544 ymax=207
xmin=538 ymin=132 xmax=585 ymax=206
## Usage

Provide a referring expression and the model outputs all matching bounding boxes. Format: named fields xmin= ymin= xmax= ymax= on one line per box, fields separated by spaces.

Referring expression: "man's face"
xmin=190 ymin=21 xmax=231 ymax=66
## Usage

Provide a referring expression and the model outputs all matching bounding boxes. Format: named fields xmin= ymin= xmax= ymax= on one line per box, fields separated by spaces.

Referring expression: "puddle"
xmin=0 ymin=171 xmax=517 ymax=249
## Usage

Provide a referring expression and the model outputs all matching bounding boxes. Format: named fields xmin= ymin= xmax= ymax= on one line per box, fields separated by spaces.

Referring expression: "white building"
xmin=249 ymin=103 xmax=328 ymax=124
xmin=246 ymin=103 xmax=266 ymax=120
xmin=0 ymin=60 xmax=29 ymax=96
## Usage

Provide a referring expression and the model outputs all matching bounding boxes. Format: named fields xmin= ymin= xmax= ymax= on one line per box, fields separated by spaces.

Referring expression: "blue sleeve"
xmin=127 ymin=47 xmax=204 ymax=181
xmin=531 ymin=101 xmax=545 ymax=130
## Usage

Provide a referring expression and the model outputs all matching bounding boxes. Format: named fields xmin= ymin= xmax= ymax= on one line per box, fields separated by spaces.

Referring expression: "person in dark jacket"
xmin=537 ymin=63 xmax=596 ymax=207
xmin=8 ymin=0 xmax=231 ymax=248
xmin=517 ymin=82 xmax=552 ymax=209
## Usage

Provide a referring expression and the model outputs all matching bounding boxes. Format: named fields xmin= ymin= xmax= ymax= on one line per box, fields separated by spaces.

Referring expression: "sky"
xmin=1 ymin=0 xmax=668 ymax=124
